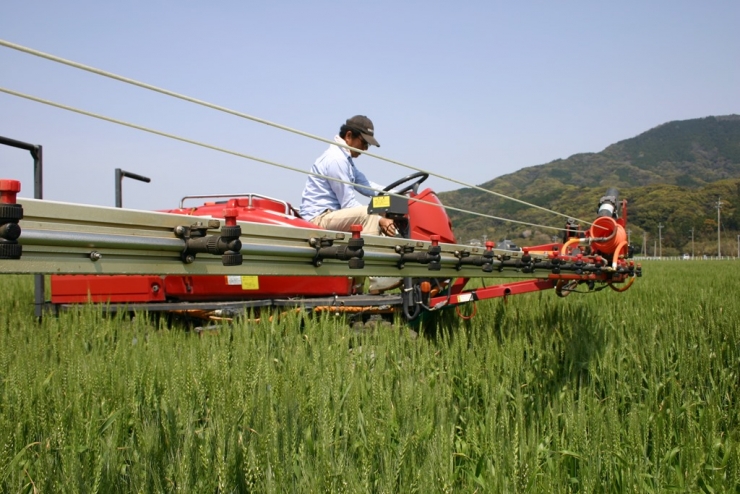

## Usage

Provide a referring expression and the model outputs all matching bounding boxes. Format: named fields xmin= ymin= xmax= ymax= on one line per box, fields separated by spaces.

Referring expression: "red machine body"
xmin=48 ymin=183 xmax=639 ymax=318
xmin=50 ymin=188 xmax=456 ymax=304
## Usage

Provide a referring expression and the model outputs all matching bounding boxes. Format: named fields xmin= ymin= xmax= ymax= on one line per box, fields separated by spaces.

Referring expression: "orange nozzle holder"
xmin=588 ymin=216 xmax=627 ymax=255
xmin=351 ymin=224 xmax=363 ymax=239
xmin=222 ymin=208 xmax=239 ymax=226
xmin=420 ymin=281 xmax=431 ymax=293
xmin=0 ymin=179 xmax=21 ymax=204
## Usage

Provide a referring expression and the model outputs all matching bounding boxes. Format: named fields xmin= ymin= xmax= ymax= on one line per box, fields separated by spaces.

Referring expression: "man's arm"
xmin=325 ymin=158 xmax=363 ymax=209
xmin=353 ymin=166 xmax=384 ymax=198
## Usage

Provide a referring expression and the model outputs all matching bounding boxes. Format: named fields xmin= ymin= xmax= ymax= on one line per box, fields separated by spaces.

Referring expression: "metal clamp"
xmin=455 ymin=240 xmax=495 ymax=272
xmin=395 ymin=235 xmax=441 ymax=270
xmin=174 ymin=208 xmax=243 ymax=266
xmin=309 ymin=225 xmax=364 ymax=268
xmin=0 ymin=179 xmax=23 ymax=259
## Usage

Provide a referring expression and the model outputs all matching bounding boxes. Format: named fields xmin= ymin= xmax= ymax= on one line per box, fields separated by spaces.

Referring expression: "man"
xmin=300 ymin=115 xmax=401 ymax=293
xmin=300 ymin=115 xmax=397 ymax=237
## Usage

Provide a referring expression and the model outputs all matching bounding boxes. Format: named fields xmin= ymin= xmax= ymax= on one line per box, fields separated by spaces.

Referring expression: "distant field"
xmin=1 ymin=263 xmax=738 ymax=492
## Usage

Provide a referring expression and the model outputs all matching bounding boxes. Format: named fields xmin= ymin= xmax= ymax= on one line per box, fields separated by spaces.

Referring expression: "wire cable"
xmin=0 ymin=38 xmax=592 ymax=226
xmin=0 ymin=86 xmax=570 ymax=232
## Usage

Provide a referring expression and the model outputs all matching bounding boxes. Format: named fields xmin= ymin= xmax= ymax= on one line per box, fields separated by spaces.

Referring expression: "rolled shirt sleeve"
xmin=352 ymin=166 xmax=384 ymax=198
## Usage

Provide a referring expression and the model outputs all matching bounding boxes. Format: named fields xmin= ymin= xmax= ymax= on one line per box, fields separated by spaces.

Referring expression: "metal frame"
xmin=115 ymin=168 xmax=151 ymax=208
xmin=3 ymin=197 xmax=638 ymax=284
xmin=57 ymin=299 xmax=273 ymax=313
xmin=179 ymin=193 xmax=292 ymax=214
xmin=0 ymin=135 xmax=45 ymax=318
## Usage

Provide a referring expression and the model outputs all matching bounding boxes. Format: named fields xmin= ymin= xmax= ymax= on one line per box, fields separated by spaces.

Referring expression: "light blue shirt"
xmin=300 ymin=137 xmax=382 ymax=221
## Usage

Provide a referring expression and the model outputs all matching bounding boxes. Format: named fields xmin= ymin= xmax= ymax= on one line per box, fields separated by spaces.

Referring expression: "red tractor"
xmin=46 ymin=173 xmax=640 ymax=326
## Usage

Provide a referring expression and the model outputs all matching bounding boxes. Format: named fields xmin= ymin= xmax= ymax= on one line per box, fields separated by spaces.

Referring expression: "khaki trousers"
xmin=309 ymin=206 xmax=382 ymax=236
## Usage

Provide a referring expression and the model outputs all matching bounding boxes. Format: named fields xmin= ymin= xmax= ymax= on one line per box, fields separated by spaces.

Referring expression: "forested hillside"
xmin=439 ymin=115 xmax=740 ymax=255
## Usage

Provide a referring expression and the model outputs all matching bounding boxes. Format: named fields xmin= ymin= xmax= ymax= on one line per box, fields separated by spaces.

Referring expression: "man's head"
xmin=340 ymin=115 xmax=380 ymax=158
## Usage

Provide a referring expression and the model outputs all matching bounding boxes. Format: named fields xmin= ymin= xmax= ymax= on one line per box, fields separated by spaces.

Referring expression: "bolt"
xmin=89 ymin=251 xmax=102 ymax=261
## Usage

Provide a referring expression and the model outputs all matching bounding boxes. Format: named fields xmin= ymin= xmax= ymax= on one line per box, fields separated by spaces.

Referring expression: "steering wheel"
xmin=382 ymin=171 xmax=430 ymax=195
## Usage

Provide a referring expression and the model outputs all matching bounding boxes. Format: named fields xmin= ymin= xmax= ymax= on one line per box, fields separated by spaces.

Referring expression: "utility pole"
xmin=643 ymin=231 xmax=647 ymax=257
xmin=690 ymin=228 xmax=694 ymax=258
xmin=627 ymin=229 xmax=631 ymax=244
xmin=717 ymin=197 xmax=722 ymax=258
xmin=657 ymin=223 xmax=663 ymax=258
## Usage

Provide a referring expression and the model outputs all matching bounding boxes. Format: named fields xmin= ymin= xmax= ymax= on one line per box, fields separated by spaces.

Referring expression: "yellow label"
xmin=241 ymin=276 xmax=260 ymax=290
xmin=373 ymin=195 xmax=391 ymax=208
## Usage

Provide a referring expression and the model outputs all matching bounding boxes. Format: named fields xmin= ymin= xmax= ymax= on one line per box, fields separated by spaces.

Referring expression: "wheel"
xmin=383 ymin=172 xmax=430 ymax=195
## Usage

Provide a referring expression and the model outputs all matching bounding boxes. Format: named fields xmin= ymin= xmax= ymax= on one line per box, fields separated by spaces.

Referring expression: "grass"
xmin=0 ymin=262 xmax=739 ymax=492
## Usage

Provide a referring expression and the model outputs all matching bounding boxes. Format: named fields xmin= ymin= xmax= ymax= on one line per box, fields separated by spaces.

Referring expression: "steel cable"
xmin=0 ymin=38 xmax=593 ymax=227
xmin=0 ymin=86 xmax=570 ymax=232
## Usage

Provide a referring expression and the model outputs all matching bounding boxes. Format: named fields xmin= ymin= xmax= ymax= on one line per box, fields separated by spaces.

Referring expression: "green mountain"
xmin=439 ymin=115 xmax=740 ymax=256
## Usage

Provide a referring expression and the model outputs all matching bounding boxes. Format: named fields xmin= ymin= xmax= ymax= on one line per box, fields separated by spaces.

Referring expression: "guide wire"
xmin=0 ymin=38 xmax=593 ymax=227
xmin=0 ymin=86 xmax=570 ymax=232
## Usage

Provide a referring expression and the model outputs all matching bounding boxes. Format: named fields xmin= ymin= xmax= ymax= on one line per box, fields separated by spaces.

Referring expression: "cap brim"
xmin=361 ymin=133 xmax=380 ymax=147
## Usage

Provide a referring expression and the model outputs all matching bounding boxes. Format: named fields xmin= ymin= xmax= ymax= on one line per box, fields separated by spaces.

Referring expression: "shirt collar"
xmin=333 ymin=135 xmax=356 ymax=167
xmin=334 ymin=135 xmax=351 ymax=159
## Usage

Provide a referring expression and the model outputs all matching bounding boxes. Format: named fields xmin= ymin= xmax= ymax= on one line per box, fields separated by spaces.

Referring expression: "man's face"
xmin=345 ymin=131 xmax=368 ymax=158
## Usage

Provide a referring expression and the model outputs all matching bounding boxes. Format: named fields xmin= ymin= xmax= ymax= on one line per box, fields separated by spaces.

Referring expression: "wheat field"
xmin=0 ymin=262 xmax=738 ymax=492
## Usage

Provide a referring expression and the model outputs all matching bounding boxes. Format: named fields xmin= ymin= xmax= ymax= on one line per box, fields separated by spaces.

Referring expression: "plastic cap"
xmin=0 ymin=179 xmax=21 ymax=204
xmin=222 ymin=208 xmax=239 ymax=226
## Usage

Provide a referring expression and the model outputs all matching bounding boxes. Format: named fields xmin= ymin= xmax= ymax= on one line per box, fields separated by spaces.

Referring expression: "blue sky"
xmin=1 ymin=1 xmax=738 ymax=218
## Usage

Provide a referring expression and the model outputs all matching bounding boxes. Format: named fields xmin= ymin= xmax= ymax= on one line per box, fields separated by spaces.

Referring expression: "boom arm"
xmin=2 ymin=196 xmax=639 ymax=283
xmin=0 ymin=179 xmax=641 ymax=323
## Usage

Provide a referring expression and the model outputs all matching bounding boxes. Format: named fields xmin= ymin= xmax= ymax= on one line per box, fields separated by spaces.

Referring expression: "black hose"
xmin=402 ymin=278 xmax=422 ymax=320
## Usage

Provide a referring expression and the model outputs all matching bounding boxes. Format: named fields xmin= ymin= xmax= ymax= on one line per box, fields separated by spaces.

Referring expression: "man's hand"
xmin=379 ymin=217 xmax=398 ymax=237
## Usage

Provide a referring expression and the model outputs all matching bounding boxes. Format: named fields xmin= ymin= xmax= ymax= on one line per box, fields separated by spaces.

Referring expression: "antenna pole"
xmin=717 ymin=197 xmax=722 ymax=258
